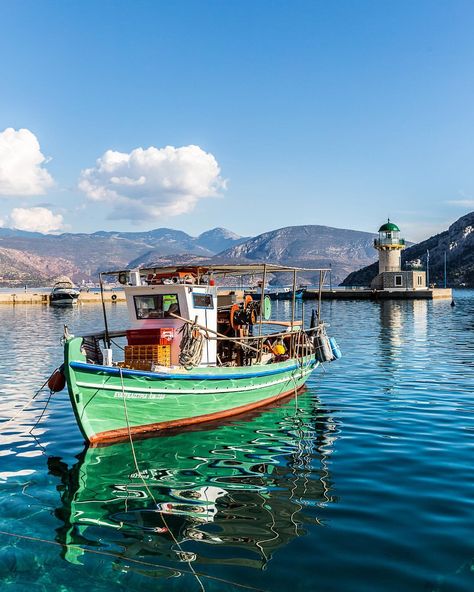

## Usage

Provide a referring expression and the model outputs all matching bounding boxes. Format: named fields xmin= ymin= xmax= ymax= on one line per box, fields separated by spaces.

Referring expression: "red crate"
xmin=126 ymin=328 xmax=175 ymax=345
xmin=127 ymin=329 xmax=162 ymax=345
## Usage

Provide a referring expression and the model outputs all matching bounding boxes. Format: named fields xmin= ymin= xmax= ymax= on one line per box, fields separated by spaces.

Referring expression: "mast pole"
xmin=99 ymin=273 xmax=111 ymax=348
xmin=444 ymin=251 xmax=447 ymax=288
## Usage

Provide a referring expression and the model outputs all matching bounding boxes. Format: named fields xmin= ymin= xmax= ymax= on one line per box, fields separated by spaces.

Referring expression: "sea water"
xmin=0 ymin=294 xmax=473 ymax=591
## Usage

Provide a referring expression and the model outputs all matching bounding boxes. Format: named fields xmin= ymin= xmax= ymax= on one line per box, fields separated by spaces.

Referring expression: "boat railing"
xmin=79 ymin=320 xmax=322 ymax=364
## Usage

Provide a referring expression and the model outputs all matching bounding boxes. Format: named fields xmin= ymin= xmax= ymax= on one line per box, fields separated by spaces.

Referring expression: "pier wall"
xmin=0 ymin=291 xmax=126 ymax=305
xmin=304 ymin=288 xmax=452 ymax=301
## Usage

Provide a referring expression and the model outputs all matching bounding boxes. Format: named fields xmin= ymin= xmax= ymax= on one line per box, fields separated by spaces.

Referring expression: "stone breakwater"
xmin=0 ymin=291 xmax=125 ymax=304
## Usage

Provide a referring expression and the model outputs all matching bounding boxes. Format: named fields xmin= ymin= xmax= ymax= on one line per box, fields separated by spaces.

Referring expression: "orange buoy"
xmin=48 ymin=366 xmax=66 ymax=392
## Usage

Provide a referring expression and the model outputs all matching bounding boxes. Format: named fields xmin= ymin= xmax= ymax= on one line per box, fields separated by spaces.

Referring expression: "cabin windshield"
xmin=134 ymin=294 xmax=180 ymax=319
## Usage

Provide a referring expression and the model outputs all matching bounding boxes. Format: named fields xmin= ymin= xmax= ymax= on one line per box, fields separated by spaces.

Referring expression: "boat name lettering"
xmin=113 ymin=392 xmax=165 ymax=400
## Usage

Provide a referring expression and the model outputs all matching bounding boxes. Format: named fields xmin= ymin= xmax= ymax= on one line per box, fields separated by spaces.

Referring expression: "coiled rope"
xmin=178 ymin=321 xmax=204 ymax=368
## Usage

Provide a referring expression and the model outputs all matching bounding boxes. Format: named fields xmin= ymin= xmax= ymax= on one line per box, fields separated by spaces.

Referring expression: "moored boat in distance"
xmin=61 ymin=264 xmax=340 ymax=443
xmin=50 ymin=276 xmax=80 ymax=307
xmin=268 ymin=287 xmax=306 ymax=301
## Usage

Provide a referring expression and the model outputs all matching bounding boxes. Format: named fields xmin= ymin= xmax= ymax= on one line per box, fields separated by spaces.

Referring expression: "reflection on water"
xmin=378 ymin=299 xmax=429 ymax=385
xmin=50 ymin=394 xmax=336 ymax=575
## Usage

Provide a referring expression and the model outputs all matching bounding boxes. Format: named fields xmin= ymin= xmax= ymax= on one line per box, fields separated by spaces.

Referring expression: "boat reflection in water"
xmin=50 ymin=392 xmax=337 ymax=574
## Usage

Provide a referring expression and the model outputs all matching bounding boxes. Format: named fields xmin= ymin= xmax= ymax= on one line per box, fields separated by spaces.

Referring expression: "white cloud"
xmin=9 ymin=207 xmax=64 ymax=234
xmin=0 ymin=128 xmax=54 ymax=196
xmin=78 ymin=144 xmax=226 ymax=220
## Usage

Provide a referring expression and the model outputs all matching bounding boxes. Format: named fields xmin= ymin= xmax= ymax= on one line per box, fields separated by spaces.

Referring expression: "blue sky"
xmin=0 ymin=0 xmax=473 ymax=242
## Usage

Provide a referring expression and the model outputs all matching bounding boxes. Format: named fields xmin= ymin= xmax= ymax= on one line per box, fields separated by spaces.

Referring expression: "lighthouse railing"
xmin=374 ymin=238 xmax=405 ymax=247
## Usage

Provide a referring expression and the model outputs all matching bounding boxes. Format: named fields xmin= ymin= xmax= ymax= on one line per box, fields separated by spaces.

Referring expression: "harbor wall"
xmin=0 ymin=288 xmax=453 ymax=305
xmin=304 ymin=288 xmax=452 ymax=300
xmin=0 ymin=291 xmax=126 ymax=305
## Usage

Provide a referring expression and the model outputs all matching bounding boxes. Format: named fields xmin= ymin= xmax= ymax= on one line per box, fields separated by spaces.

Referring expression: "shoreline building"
xmin=371 ymin=220 xmax=426 ymax=290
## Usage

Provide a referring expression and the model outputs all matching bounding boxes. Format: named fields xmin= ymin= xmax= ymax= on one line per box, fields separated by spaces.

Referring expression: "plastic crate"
xmin=124 ymin=344 xmax=171 ymax=367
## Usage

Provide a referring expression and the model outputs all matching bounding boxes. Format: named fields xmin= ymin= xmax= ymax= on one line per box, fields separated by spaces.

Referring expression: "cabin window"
xmin=134 ymin=294 xmax=180 ymax=319
xmin=395 ymin=275 xmax=403 ymax=287
xmin=417 ymin=275 xmax=423 ymax=286
xmin=192 ymin=293 xmax=214 ymax=309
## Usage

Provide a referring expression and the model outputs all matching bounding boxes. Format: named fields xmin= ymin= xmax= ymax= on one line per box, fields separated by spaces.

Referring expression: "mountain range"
xmin=0 ymin=224 xmax=377 ymax=286
xmin=2 ymin=212 xmax=473 ymax=288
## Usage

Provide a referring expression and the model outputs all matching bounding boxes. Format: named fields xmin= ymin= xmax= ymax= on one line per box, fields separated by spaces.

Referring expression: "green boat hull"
xmin=64 ymin=336 xmax=318 ymax=443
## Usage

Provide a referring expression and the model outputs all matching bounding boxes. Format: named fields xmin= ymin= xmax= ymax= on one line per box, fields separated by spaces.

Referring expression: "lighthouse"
xmin=371 ymin=220 xmax=426 ymax=290
xmin=374 ymin=219 xmax=405 ymax=274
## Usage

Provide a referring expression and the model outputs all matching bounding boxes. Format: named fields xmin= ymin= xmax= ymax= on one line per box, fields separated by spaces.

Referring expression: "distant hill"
xmin=0 ymin=226 xmax=246 ymax=285
xmin=0 ymin=246 xmax=79 ymax=286
xmin=0 ymin=223 xmax=380 ymax=286
xmin=216 ymin=225 xmax=377 ymax=284
xmin=341 ymin=211 xmax=474 ymax=287
xmin=128 ymin=228 xmax=249 ymax=269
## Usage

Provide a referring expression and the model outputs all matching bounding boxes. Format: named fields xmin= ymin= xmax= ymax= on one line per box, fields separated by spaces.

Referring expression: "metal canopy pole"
xmin=291 ymin=269 xmax=297 ymax=328
xmin=290 ymin=269 xmax=297 ymax=359
xmin=258 ymin=264 xmax=267 ymax=361
xmin=318 ymin=270 xmax=325 ymax=325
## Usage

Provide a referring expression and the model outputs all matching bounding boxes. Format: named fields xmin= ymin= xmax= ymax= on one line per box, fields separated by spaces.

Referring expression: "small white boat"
xmin=50 ymin=277 xmax=80 ymax=307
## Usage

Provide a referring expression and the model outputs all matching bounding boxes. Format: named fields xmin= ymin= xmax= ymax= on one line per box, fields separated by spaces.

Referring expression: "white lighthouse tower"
xmin=371 ymin=220 xmax=426 ymax=290
xmin=374 ymin=219 xmax=404 ymax=274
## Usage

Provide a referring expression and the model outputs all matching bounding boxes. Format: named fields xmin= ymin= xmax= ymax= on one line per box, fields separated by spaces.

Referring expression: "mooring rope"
xmin=28 ymin=389 xmax=54 ymax=435
xmin=0 ymin=529 xmax=266 ymax=591
xmin=118 ymin=368 xmax=206 ymax=592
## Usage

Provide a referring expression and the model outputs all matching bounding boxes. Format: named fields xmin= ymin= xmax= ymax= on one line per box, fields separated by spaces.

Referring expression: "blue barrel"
xmin=329 ymin=337 xmax=342 ymax=360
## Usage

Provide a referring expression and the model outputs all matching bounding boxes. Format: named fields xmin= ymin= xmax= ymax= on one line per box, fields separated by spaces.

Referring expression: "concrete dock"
xmin=0 ymin=287 xmax=453 ymax=305
xmin=0 ymin=290 xmax=126 ymax=305
xmin=304 ymin=288 xmax=453 ymax=300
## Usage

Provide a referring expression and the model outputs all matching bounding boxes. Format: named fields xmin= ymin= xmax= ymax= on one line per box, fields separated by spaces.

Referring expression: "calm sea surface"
xmin=0 ymin=293 xmax=473 ymax=591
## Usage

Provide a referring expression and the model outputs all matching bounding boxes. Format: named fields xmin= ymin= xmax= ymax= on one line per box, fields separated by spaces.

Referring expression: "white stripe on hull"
xmin=75 ymin=365 xmax=315 ymax=396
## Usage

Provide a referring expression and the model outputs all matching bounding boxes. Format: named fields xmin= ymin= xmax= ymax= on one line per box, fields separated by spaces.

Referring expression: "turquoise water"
xmin=0 ymin=294 xmax=473 ymax=591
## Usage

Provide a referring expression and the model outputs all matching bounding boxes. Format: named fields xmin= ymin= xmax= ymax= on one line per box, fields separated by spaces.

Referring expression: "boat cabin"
xmin=125 ymin=282 xmax=217 ymax=366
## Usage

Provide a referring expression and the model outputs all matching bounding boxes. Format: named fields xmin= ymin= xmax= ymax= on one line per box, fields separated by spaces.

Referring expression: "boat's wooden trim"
xmin=89 ymin=383 xmax=305 ymax=444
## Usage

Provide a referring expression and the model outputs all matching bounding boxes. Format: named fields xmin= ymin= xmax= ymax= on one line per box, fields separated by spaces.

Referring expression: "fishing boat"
xmin=61 ymin=264 xmax=340 ymax=443
xmin=50 ymin=276 xmax=81 ymax=307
